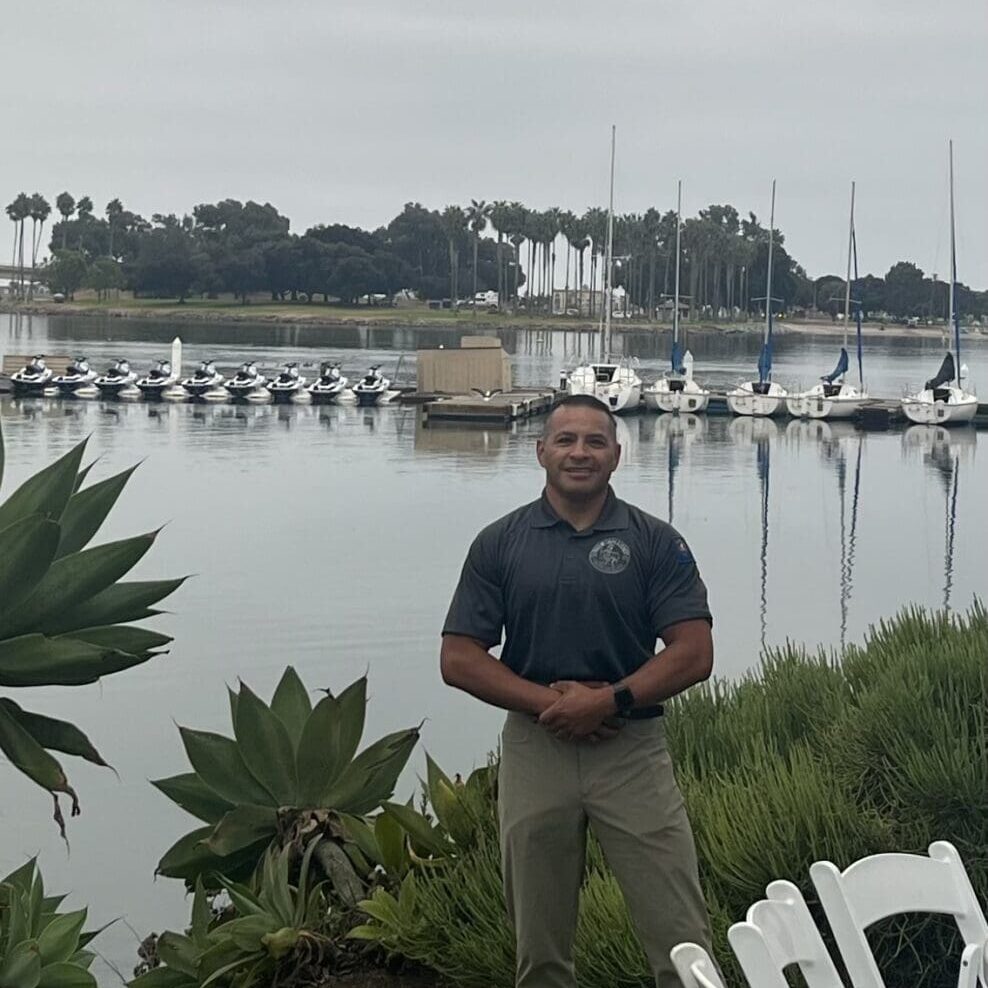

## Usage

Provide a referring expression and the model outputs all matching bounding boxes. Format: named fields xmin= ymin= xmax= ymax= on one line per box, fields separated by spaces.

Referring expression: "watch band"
xmin=612 ymin=683 xmax=635 ymax=715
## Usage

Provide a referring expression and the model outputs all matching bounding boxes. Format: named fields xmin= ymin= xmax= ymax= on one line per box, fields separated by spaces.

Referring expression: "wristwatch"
xmin=612 ymin=682 xmax=636 ymax=715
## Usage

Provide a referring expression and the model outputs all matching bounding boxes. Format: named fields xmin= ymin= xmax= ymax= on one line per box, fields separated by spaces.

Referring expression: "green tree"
xmin=439 ymin=205 xmax=467 ymax=304
xmin=884 ymin=261 xmax=927 ymax=319
xmin=75 ymin=196 xmax=93 ymax=220
xmin=27 ymin=193 xmax=51 ymax=297
xmin=465 ymin=199 xmax=492 ymax=309
xmin=84 ymin=256 xmax=124 ymax=301
xmin=44 ymin=249 xmax=89 ymax=299
xmin=55 ymin=191 xmax=75 ymax=248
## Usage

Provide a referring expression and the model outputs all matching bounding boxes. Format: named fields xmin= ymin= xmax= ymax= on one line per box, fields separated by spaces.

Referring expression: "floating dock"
xmin=422 ymin=389 xmax=556 ymax=423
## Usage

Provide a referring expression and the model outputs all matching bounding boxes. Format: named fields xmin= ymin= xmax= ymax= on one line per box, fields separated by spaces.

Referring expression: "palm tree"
xmin=6 ymin=193 xmax=31 ymax=299
xmin=55 ymin=192 xmax=75 ymax=249
xmin=106 ymin=198 xmax=124 ymax=258
xmin=28 ymin=194 xmax=51 ymax=296
xmin=557 ymin=210 xmax=577 ymax=313
xmin=439 ymin=205 xmax=467 ymax=306
xmin=465 ymin=199 xmax=492 ymax=312
xmin=543 ymin=207 xmax=562 ymax=313
xmin=583 ymin=207 xmax=607 ymax=316
xmin=489 ymin=200 xmax=511 ymax=307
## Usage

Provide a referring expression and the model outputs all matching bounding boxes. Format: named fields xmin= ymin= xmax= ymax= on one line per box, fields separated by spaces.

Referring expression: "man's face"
xmin=536 ymin=405 xmax=621 ymax=500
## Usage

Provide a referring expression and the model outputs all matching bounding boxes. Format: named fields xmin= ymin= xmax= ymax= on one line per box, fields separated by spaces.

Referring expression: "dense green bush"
xmin=355 ymin=604 xmax=987 ymax=988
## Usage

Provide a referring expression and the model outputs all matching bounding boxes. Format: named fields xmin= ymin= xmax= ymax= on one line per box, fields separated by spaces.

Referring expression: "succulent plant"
xmin=0 ymin=417 xmax=181 ymax=833
xmin=153 ymin=669 xmax=420 ymax=892
xmin=0 ymin=858 xmax=101 ymax=988
xmin=130 ymin=839 xmax=331 ymax=988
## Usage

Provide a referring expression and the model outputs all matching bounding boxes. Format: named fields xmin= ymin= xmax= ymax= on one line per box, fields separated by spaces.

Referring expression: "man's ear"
xmin=536 ymin=438 xmax=545 ymax=466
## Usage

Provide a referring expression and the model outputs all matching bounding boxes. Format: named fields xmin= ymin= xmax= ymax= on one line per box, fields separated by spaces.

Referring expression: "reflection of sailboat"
xmin=903 ymin=424 xmax=975 ymax=608
xmin=727 ymin=181 xmax=787 ymax=417
xmin=643 ymin=181 xmax=709 ymax=414
xmin=787 ymin=182 xmax=868 ymax=419
xmin=901 ymin=142 xmax=978 ymax=425
xmin=729 ymin=416 xmax=779 ymax=648
xmin=654 ymin=413 xmax=706 ymax=523
xmin=564 ymin=126 xmax=642 ymax=413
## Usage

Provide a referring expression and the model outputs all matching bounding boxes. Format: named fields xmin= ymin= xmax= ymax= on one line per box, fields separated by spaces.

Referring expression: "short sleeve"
xmin=442 ymin=527 xmax=505 ymax=648
xmin=647 ymin=526 xmax=712 ymax=637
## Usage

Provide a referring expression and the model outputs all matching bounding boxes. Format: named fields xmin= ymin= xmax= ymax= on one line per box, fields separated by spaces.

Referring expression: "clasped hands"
xmin=538 ymin=680 xmax=622 ymax=743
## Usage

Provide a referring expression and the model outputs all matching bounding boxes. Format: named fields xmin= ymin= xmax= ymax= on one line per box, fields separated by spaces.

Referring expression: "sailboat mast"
xmin=764 ymin=180 xmax=776 ymax=351
xmin=841 ymin=182 xmax=855 ymax=359
xmin=673 ymin=180 xmax=682 ymax=348
xmin=948 ymin=140 xmax=959 ymax=385
xmin=852 ymin=223 xmax=864 ymax=389
xmin=604 ymin=124 xmax=616 ymax=360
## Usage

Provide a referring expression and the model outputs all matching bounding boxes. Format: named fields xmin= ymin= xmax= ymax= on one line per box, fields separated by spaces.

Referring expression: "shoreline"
xmin=2 ymin=300 xmax=984 ymax=343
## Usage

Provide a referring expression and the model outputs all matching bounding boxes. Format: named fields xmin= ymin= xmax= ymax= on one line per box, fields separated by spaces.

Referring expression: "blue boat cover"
xmin=822 ymin=347 xmax=849 ymax=383
xmin=670 ymin=340 xmax=685 ymax=374
xmin=924 ymin=352 xmax=955 ymax=391
xmin=757 ymin=343 xmax=772 ymax=383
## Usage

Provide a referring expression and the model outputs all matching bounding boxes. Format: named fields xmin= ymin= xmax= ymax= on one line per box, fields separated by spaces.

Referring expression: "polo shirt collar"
xmin=531 ymin=488 xmax=629 ymax=532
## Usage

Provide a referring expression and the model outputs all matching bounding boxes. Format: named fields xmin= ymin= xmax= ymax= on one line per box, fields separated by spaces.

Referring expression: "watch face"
xmin=615 ymin=686 xmax=634 ymax=712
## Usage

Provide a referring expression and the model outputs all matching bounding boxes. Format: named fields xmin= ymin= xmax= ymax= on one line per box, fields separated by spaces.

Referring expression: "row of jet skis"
xmin=8 ymin=356 xmax=394 ymax=405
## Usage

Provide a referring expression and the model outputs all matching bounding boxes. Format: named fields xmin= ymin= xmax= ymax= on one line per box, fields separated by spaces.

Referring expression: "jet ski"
xmin=306 ymin=362 xmax=348 ymax=404
xmin=267 ymin=362 xmax=306 ymax=402
xmin=10 ymin=355 xmax=53 ymax=395
xmin=353 ymin=365 xmax=390 ymax=406
xmin=52 ymin=356 xmax=97 ymax=395
xmin=182 ymin=360 xmax=224 ymax=397
xmin=94 ymin=359 xmax=138 ymax=397
xmin=225 ymin=361 xmax=267 ymax=399
xmin=136 ymin=359 xmax=179 ymax=399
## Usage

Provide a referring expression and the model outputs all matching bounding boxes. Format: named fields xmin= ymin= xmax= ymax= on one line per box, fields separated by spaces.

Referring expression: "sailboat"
xmin=901 ymin=142 xmax=978 ymax=425
xmin=727 ymin=181 xmax=787 ymax=416
xmin=644 ymin=181 xmax=710 ymax=414
xmin=565 ymin=126 xmax=642 ymax=413
xmin=787 ymin=183 xmax=868 ymax=419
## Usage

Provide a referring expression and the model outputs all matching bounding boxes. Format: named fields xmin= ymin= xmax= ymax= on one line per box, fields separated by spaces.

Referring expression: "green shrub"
xmin=354 ymin=604 xmax=988 ymax=988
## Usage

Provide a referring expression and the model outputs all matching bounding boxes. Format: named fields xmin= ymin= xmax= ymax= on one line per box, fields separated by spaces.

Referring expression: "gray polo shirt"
xmin=442 ymin=488 xmax=711 ymax=685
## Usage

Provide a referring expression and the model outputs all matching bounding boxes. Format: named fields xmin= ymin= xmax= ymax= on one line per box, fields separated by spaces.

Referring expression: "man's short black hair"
xmin=542 ymin=393 xmax=617 ymax=438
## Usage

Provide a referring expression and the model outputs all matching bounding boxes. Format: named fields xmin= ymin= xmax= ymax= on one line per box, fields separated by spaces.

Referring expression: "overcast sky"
xmin=5 ymin=0 xmax=987 ymax=285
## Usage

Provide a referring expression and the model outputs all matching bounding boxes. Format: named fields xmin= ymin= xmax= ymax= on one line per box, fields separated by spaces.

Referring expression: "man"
xmin=441 ymin=394 xmax=714 ymax=988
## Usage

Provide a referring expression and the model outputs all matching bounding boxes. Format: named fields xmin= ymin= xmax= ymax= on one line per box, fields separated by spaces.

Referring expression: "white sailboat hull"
xmin=786 ymin=382 xmax=867 ymax=419
xmin=643 ymin=377 xmax=710 ymax=414
xmin=566 ymin=363 xmax=642 ymax=413
xmin=727 ymin=381 xmax=787 ymax=417
xmin=901 ymin=387 xmax=977 ymax=425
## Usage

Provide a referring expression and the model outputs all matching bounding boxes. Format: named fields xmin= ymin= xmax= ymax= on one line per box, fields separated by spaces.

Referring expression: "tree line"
xmin=5 ymin=190 xmax=987 ymax=321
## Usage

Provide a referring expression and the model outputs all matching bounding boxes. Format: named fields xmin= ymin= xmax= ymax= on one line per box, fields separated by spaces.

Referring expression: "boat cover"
xmin=757 ymin=342 xmax=772 ymax=383
xmin=924 ymin=352 xmax=955 ymax=391
xmin=670 ymin=340 xmax=685 ymax=375
xmin=821 ymin=347 xmax=849 ymax=383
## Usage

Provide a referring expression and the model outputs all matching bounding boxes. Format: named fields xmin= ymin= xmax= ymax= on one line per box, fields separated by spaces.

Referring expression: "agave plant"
xmin=153 ymin=669 xmax=420 ymax=895
xmin=0 ymin=418 xmax=181 ymax=833
xmin=0 ymin=858 xmax=101 ymax=988
xmin=131 ymin=840 xmax=330 ymax=988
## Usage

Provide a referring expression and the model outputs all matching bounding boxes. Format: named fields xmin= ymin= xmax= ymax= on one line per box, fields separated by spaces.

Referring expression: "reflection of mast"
xmin=944 ymin=453 xmax=959 ymax=610
xmin=667 ymin=431 xmax=680 ymax=525
xmin=757 ymin=434 xmax=770 ymax=650
xmin=836 ymin=436 xmax=863 ymax=650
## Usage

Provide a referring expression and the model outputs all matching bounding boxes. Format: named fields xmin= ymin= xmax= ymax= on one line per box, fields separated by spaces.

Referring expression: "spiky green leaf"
xmin=0 ymin=700 xmax=109 ymax=768
xmin=37 ymin=907 xmax=87 ymax=964
xmin=0 ymin=701 xmax=75 ymax=802
xmin=382 ymin=801 xmax=451 ymax=857
xmin=332 ymin=676 xmax=368 ymax=768
xmin=43 ymin=578 xmax=185 ymax=636
xmin=0 ymin=938 xmax=42 ymax=987
xmin=203 ymin=805 xmax=278 ymax=857
xmin=55 ymin=465 xmax=138 ymax=558
xmin=0 ymin=515 xmax=61 ymax=613
xmin=233 ymin=683 xmax=297 ymax=804
xmin=155 ymin=931 xmax=198 ymax=977
xmin=0 ymin=634 xmax=141 ymax=687
xmin=322 ymin=728 xmax=419 ymax=815
xmin=62 ymin=625 xmax=171 ymax=656
xmin=295 ymin=694 xmax=343 ymax=806
xmin=0 ymin=532 xmax=157 ymax=639
xmin=151 ymin=773 xmax=234 ymax=824
xmin=0 ymin=437 xmax=86 ymax=531
xmin=178 ymin=728 xmax=275 ymax=807
xmin=37 ymin=962 xmax=97 ymax=987
xmin=156 ymin=827 xmax=265 ymax=885
xmin=269 ymin=666 xmax=311 ymax=750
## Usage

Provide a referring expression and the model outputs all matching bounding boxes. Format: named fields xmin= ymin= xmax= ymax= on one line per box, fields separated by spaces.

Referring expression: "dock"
xmin=421 ymin=389 xmax=556 ymax=423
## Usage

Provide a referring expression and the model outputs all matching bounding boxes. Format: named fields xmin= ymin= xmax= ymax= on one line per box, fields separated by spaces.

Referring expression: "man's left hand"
xmin=538 ymin=681 xmax=616 ymax=741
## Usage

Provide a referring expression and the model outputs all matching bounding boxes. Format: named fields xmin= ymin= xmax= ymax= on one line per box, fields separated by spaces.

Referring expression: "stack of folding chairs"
xmin=673 ymin=841 xmax=987 ymax=988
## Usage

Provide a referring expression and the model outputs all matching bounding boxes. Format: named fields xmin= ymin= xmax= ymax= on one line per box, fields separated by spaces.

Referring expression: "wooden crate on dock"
xmin=416 ymin=337 xmax=511 ymax=395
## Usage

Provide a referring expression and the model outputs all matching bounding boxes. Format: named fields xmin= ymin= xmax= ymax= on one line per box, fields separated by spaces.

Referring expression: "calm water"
xmin=1 ymin=313 xmax=985 ymax=980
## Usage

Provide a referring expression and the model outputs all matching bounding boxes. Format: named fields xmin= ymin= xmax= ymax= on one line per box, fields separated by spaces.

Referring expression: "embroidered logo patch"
xmin=589 ymin=538 xmax=631 ymax=574
xmin=674 ymin=538 xmax=694 ymax=566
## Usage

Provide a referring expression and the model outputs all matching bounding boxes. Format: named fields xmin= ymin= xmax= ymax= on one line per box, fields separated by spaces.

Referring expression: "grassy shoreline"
xmin=1 ymin=298 xmax=981 ymax=342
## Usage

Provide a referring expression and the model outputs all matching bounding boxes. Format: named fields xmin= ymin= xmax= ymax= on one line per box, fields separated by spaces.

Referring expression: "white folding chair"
xmin=811 ymin=840 xmax=988 ymax=988
xmin=670 ymin=942 xmax=727 ymax=988
xmin=727 ymin=879 xmax=844 ymax=988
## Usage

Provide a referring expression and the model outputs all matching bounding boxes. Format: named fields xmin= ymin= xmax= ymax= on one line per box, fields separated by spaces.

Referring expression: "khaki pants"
xmin=498 ymin=711 xmax=711 ymax=988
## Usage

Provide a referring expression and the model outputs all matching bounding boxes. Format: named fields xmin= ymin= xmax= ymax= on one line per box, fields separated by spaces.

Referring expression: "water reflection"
xmin=901 ymin=425 xmax=976 ymax=609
